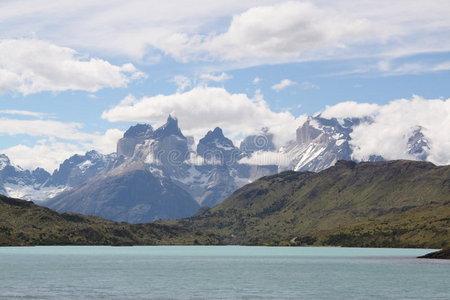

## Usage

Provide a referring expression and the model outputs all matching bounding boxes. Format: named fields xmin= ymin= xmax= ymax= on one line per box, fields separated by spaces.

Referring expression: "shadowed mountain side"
xmin=0 ymin=195 xmax=218 ymax=246
xmin=45 ymin=169 xmax=200 ymax=223
xmin=167 ymin=160 xmax=450 ymax=248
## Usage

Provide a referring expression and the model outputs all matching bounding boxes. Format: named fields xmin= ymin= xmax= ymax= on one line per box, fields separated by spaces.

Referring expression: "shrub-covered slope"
xmin=172 ymin=160 xmax=450 ymax=248
xmin=0 ymin=195 xmax=218 ymax=246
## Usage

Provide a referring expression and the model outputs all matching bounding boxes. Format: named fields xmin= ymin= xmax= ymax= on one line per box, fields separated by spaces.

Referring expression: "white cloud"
xmin=239 ymin=151 xmax=291 ymax=167
xmin=90 ymin=129 xmax=124 ymax=154
xmin=321 ymin=102 xmax=381 ymax=119
xmin=102 ymin=86 xmax=303 ymax=146
xmin=0 ymin=119 xmax=92 ymax=141
xmin=194 ymin=1 xmax=371 ymax=62
xmin=172 ymin=75 xmax=192 ymax=93
xmin=199 ymin=72 xmax=232 ymax=83
xmin=252 ymin=77 xmax=261 ymax=84
xmin=0 ymin=39 xmax=144 ymax=95
xmin=0 ymin=1 xmax=449 ymax=71
xmin=0 ymin=110 xmax=53 ymax=118
xmin=0 ymin=117 xmax=123 ymax=171
xmin=324 ymin=96 xmax=450 ymax=165
xmin=272 ymin=79 xmax=297 ymax=91
xmin=2 ymin=140 xmax=84 ymax=172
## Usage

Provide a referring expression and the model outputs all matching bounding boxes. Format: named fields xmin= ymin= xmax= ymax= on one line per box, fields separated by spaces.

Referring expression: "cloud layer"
xmin=0 ymin=39 xmax=144 ymax=95
xmin=1 ymin=0 xmax=449 ymax=69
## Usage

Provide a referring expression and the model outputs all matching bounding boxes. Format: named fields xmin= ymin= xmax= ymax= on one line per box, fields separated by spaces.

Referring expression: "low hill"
xmin=171 ymin=160 xmax=450 ymax=248
xmin=0 ymin=195 xmax=218 ymax=246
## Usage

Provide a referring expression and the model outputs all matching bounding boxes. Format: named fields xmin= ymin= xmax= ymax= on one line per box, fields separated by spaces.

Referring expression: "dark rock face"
xmin=117 ymin=124 xmax=154 ymax=157
xmin=46 ymin=169 xmax=199 ymax=223
xmin=240 ymin=130 xmax=276 ymax=154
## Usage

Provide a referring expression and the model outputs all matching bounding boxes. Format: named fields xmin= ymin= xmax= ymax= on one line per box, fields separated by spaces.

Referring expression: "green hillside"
xmin=171 ymin=160 xmax=450 ymax=248
xmin=0 ymin=195 xmax=218 ymax=246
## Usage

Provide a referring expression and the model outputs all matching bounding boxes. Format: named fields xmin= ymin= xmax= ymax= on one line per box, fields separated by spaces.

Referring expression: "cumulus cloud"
xmin=0 ymin=39 xmax=144 ymax=95
xmin=199 ymin=72 xmax=232 ymax=83
xmin=321 ymin=102 xmax=381 ymax=119
xmin=102 ymin=87 xmax=303 ymax=146
xmin=323 ymin=96 xmax=450 ymax=165
xmin=272 ymin=79 xmax=297 ymax=91
xmin=252 ymin=77 xmax=261 ymax=84
xmin=2 ymin=140 xmax=85 ymax=172
xmin=193 ymin=1 xmax=371 ymax=61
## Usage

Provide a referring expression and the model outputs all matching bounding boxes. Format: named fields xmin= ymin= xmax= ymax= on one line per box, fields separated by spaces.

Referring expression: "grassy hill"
xmin=170 ymin=160 xmax=450 ymax=248
xmin=0 ymin=195 xmax=218 ymax=246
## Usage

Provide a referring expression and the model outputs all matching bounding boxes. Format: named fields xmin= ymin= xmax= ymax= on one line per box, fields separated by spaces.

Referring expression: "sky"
xmin=1 ymin=0 xmax=450 ymax=171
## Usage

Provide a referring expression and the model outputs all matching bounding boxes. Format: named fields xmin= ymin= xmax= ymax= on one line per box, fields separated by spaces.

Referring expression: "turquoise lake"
xmin=0 ymin=246 xmax=448 ymax=299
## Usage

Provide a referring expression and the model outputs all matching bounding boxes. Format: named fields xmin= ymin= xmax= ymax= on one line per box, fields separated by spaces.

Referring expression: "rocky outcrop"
xmin=418 ymin=249 xmax=450 ymax=259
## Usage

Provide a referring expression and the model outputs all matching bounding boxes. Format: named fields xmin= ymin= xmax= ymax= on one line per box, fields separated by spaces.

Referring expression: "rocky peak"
xmin=31 ymin=168 xmax=51 ymax=185
xmin=240 ymin=129 xmax=276 ymax=154
xmin=123 ymin=124 xmax=153 ymax=139
xmin=296 ymin=117 xmax=323 ymax=145
xmin=199 ymin=127 xmax=234 ymax=147
xmin=152 ymin=115 xmax=185 ymax=140
xmin=0 ymin=154 xmax=11 ymax=170
xmin=197 ymin=127 xmax=237 ymax=166
xmin=407 ymin=127 xmax=430 ymax=161
xmin=117 ymin=124 xmax=154 ymax=157
xmin=48 ymin=151 xmax=116 ymax=187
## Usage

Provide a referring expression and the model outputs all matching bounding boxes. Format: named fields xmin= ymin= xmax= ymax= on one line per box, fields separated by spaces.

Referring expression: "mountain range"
xmin=0 ymin=114 xmax=433 ymax=222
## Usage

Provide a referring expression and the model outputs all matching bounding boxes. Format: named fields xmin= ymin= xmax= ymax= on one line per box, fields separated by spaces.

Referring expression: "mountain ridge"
xmin=168 ymin=159 xmax=450 ymax=248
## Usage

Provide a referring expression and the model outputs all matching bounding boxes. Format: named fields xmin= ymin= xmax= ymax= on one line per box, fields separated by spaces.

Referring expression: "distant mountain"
xmin=172 ymin=160 xmax=450 ymax=248
xmin=47 ymin=169 xmax=200 ymax=223
xmin=0 ymin=194 xmax=217 ymax=246
xmin=47 ymin=150 xmax=118 ymax=187
xmin=0 ymin=154 xmax=53 ymax=200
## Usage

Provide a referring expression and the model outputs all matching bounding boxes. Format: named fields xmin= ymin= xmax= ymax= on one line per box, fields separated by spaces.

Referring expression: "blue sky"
xmin=1 ymin=0 xmax=450 ymax=171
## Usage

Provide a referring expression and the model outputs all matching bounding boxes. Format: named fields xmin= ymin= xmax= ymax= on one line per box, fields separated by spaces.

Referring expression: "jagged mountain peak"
xmin=198 ymin=127 xmax=235 ymax=150
xmin=201 ymin=127 xmax=229 ymax=143
xmin=123 ymin=123 xmax=154 ymax=138
xmin=152 ymin=115 xmax=185 ymax=140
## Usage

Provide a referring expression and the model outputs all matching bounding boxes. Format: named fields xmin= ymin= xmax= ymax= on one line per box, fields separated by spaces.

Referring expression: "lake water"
xmin=0 ymin=246 xmax=448 ymax=299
